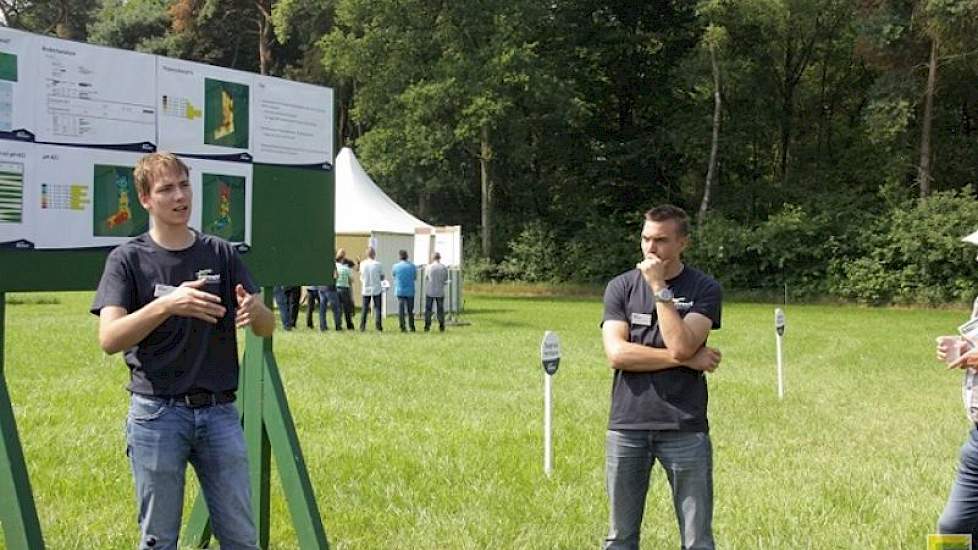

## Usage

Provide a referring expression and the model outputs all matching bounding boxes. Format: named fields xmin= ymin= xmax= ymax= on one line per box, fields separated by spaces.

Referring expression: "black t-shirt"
xmin=602 ymin=265 xmax=722 ymax=432
xmin=90 ymin=231 xmax=258 ymax=396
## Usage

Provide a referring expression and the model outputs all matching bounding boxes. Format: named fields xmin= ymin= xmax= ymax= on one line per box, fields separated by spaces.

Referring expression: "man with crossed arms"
xmin=601 ymin=205 xmax=723 ymax=550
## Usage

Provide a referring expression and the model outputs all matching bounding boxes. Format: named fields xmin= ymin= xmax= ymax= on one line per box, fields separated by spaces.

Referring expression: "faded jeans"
xmin=939 ymin=426 xmax=978 ymax=537
xmin=604 ymin=429 xmax=714 ymax=550
xmin=125 ymin=393 xmax=258 ymax=550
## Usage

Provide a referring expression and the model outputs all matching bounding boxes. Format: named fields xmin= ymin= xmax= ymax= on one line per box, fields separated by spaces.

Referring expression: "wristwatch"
xmin=654 ymin=287 xmax=674 ymax=303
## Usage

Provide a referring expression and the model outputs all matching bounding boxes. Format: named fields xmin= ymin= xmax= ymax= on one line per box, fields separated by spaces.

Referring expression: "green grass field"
xmin=0 ymin=291 xmax=973 ymax=548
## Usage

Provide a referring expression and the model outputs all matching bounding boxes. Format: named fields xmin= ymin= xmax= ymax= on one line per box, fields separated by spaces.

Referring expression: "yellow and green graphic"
xmin=93 ymin=164 xmax=147 ymax=237
xmin=928 ymin=534 xmax=972 ymax=550
xmin=161 ymin=94 xmax=201 ymax=120
xmin=204 ymin=78 xmax=248 ymax=149
xmin=0 ymin=52 xmax=18 ymax=82
xmin=0 ymin=162 xmax=23 ymax=223
xmin=202 ymin=173 xmax=245 ymax=242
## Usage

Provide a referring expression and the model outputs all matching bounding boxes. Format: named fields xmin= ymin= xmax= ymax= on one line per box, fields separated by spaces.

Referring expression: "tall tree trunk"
xmin=918 ymin=36 xmax=939 ymax=197
xmin=699 ymin=42 xmax=721 ymax=227
xmin=256 ymin=0 xmax=273 ymax=75
xmin=479 ymin=126 xmax=493 ymax=258
xmin=779 ymin=94 xmax=793 ymax=187
xmin=417 ymin=185 xmax=429 ymax=221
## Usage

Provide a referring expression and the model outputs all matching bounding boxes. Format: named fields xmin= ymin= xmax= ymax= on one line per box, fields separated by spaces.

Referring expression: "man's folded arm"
xmin=603 ymin=320 xmax=688 ymax=372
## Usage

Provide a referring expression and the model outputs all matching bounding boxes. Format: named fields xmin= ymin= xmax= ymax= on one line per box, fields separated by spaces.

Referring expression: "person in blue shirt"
xmin=391 ymin=249 xmax=418 ymax=332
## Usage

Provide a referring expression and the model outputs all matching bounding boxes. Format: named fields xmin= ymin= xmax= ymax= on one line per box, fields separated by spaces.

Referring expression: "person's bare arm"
xmin=98 ymin=279 xmax=226 ymax=354
xmin=655 ymin=308 xmax=715 ymax=361
xmin=602 ymin=320 xmax=721 ymax=373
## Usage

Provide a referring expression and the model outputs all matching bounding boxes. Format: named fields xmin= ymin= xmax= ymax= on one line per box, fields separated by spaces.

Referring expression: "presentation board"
xmin=0 ymin=26 xmax=335 ymax=290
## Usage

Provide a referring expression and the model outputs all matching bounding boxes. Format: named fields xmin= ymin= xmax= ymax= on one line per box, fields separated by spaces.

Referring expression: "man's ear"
xmin=138 ymin=193 xmax=150 ymax=210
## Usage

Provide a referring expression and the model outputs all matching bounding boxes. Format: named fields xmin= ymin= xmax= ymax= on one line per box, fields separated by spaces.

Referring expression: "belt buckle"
xmin=183 ymin=392 xmax=215 ymax=408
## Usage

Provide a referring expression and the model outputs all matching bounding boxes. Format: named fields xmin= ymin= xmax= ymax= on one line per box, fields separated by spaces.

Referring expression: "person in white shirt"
xmin=359 ymin=246 xmax=385 ymax=331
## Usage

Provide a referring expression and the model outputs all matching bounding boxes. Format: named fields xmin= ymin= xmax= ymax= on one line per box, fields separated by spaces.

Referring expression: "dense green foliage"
xmin=8 ymin=0 xmax=978 ymax=302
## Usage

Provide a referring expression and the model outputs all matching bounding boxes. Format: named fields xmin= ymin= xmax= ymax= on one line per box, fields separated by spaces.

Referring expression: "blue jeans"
xmin=318 ymin=287 xmax=342 ymax=330
xmin=939 ymin=427 xmax=978 ymax=536
xmin=126 ymin=394 xmax=258 ymax=550
xmin=604 ymin=429 xmax=714 ymax=550
xmin=397 ymin=295 xmax=415 ymax=331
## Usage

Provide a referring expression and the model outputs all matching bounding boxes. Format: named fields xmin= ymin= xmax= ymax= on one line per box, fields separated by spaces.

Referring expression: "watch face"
xmin=657 ymin=288 xmax=674 ymax=301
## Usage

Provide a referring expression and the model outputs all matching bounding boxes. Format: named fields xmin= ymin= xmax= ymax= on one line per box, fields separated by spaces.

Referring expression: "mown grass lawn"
xmin=0 ymin=291 xmax=972 ymax=548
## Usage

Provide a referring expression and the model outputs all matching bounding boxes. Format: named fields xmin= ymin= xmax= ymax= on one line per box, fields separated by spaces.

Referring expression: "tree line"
xmin=8 ymin=0 xmax=978 ymax=302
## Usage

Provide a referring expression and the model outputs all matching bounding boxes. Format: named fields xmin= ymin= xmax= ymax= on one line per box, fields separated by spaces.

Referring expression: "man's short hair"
xmin=365 ymin=246 xmax=376 ymax=259
xmin=134 ymin=152 xmax=189 ymax=197
xmin=644 ymin=205 xmax=689 ymax=237
xmin=398 ymin=249 xmax=408 ymax=260
xmin=432 ymin=252 xmax=441 ymax=261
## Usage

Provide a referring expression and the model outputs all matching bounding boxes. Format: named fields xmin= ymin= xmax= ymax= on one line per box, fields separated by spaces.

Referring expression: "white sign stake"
xmin=540 ymin=331 xmax=561 ymax=477
xmin=775 ymin=308 xmax=786 ymax=400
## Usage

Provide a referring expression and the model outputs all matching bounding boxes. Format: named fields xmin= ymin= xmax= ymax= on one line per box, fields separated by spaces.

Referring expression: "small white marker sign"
xmin=774 ymin=308 xmax=786 ymax=399
xmin=541 ymin=331 xmax=561 ymax=375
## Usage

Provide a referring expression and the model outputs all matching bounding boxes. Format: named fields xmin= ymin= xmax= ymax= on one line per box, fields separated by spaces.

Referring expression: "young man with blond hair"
xmin=91 ymin=151 xmax=274 ymax=550
xmin=601 ymin=205 xmax=723 ymax=550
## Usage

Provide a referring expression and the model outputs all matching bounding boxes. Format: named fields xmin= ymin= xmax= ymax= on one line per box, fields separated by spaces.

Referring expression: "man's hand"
xmin=161 ymin=278 xmax=226 ymax=323
xmin=636 ymin=254 xmax=667 ymax=289
xmin=235 ymin=284 xmax=259 ymax=328
xmin=684 ymin=346 xmax=722 ymax=373
xmin=937 ymin=335 xmax=975 ymax=369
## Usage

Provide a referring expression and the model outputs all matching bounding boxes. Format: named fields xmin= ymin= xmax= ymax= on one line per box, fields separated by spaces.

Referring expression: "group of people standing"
xmin=275 ymin=246 xmax=450 ymax=334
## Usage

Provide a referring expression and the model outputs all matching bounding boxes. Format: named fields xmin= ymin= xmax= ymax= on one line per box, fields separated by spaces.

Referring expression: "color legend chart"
xmin=0 ymin=161 xmax=23 ymax=222
xmin=40 ymin=182 xmax=88 ymax=211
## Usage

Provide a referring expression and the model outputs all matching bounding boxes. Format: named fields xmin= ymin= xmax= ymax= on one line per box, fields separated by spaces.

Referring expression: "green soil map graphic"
xmin=202 ymin=173 xmax=245 ymax=242
xmin=0 ymin=162 xmax=22 ymax=223
xmin=92 ymin=164 xmax=148 ymax=237
xmin=204 ymin=78 xmax=249 ymax=149
xmin=0 ymin=52 xmax=18 ymax=82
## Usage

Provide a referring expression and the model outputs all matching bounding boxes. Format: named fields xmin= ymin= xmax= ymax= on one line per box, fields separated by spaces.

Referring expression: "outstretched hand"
xmin=234 ymin=284 xmax=258 ymax=329
xmin=937 ymin=336 xmax=976 ymax=370
xmin=162 ymin=278 xmax=226 ymax=323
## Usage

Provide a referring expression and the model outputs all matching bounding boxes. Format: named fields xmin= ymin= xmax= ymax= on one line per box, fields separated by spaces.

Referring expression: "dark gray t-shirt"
xmin=90 ymin=231 xmax=258 ymax=396
xmin=602 ymin=265 xmax=722 ymax=432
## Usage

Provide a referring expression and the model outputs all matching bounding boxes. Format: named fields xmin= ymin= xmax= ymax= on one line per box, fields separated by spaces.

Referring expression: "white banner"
xmin=0 ymin=140 xmax=34 ymax=245
xmin=35 ymin=36 xmax=156 ymax=146
xmin=0 ymin=27 xmax=37 ymax=137
xmin=157 ymin=57 xmax=253 ymax=158
xmin=32 ymin=145 xmax=146 ymax=249
xmin=251 ymin=75 xmax=333 ymax=166
xmin=182 ymin=157 xmax=253 ymax=246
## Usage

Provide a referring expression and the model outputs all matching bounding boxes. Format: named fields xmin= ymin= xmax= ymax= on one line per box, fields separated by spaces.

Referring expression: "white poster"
xmin=182 ymin=157 xmax=253 ymax=246
xmin=34 ymin=36 xmax=156 ymax=146
xmin=157 ymin=58 xmax=253 ymax=158
xmin=0 ymin=27 xmax=37 ymax=137
xmin=0 ymin=140 xmax=35 ymax=246
xmin=32 ymin=145 xmax=146 ymax=249
xmin=434 ymin=226 xmax=462 ymax=266
xmin=252 ymin=75 xmax=333 ymax=166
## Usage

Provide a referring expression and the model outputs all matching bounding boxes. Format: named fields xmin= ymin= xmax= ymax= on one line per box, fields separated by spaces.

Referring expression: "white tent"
xmin=334 ymin=148 xmax=461 ymax=319
xmin=335 ymin=147 xmax=433 ymax=235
